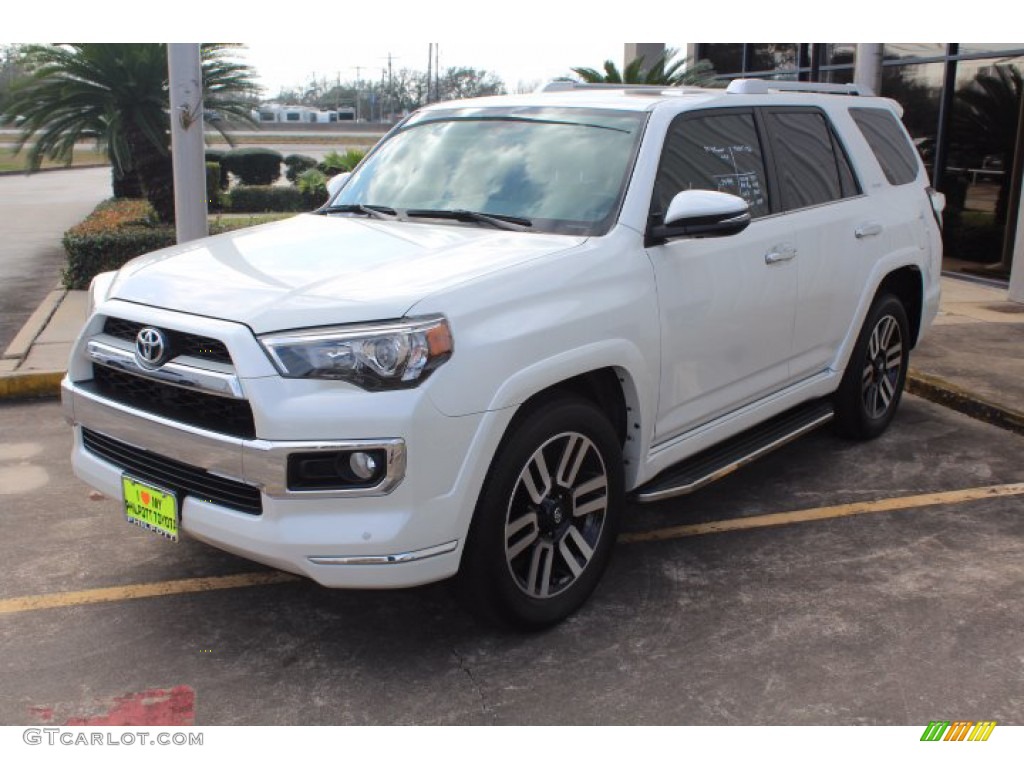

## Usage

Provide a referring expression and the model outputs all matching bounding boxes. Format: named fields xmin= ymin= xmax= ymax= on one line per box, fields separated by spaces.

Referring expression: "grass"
xmin=209 ymin=212 xmax=296 ymax=230
xmin=0 ymin=148 xmax=109 ymax=173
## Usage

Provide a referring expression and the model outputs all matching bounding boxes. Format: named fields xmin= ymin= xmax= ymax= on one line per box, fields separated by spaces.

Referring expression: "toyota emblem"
xmin=135 ymin=327 xmax=169 ymax=369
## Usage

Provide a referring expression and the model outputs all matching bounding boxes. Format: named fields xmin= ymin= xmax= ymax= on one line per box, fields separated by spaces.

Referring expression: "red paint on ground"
xmin=61 ymin=685 xmax=195 ymax=726
xmin=28 ymin=705 xmax=54 ymax=722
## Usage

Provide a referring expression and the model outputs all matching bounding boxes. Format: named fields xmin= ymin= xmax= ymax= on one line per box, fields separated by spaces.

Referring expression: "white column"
xmin=854 ymin=44 xmax=883 ymax=94
xmin=167 ymin=44 xmax=209 ymax=244
xmin=624 ymin=44 xmax=666 ymax=73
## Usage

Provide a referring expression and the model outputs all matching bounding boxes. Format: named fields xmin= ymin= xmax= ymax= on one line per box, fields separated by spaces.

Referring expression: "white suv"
xmin=62 ymin=79 xmax=943 ymax=627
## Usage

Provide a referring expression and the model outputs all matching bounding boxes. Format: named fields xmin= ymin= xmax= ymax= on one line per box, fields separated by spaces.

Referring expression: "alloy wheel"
xmin=504 ymin=431 xmax=609 ymax=599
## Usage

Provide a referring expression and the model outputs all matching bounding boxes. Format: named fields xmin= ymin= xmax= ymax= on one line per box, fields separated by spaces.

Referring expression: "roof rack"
xmin=726 ymin=78 xmax=874 ymax=97
xmin=536 ymin=81 xmax=704 ymax=95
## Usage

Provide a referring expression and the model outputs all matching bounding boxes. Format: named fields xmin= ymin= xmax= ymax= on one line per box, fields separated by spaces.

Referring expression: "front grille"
xmin=91 ymin=366 xmax=256 ymax=439
xmin=103 ymin=317 xmax=233 ymax=365
xmin=82 ymin=428 xmax=263 ymax=516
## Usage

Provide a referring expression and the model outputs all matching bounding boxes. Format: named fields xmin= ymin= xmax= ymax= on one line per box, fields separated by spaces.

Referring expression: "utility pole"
xmin=388 ymin=52 xmax=394 ymax=121
xmin=426 ymin=44 xmax=432 ymax=104
xmin=167 ymin=43 xmax=208 ymax=244
xmin=353 ymin=66 xmax=364 ymax=121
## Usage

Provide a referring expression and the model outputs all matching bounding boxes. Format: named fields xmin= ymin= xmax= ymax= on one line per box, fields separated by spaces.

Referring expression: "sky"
xmin=237 ymin=42 xmax=684 ymax=98
xmin=4 ymin=1 xmax=988 ymax=99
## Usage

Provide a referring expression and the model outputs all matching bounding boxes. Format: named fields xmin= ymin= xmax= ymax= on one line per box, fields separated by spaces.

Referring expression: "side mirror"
xmin=647 ymin=190 xmax=751 ymax=245
xmin=326 ymin=171 xmax=352 ymax=199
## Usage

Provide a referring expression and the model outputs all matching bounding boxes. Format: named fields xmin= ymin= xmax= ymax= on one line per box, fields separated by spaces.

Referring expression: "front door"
xmin=646 ymin=109 xmax=799 ymax=443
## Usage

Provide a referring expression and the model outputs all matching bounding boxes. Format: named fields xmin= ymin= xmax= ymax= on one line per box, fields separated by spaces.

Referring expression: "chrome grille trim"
xmin=86 ymin=339 xmax=245 ymax=399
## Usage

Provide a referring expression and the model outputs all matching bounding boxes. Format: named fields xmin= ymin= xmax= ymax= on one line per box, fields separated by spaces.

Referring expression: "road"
xmin=0 ymin=167 xmax=111 ymax=353
xmin=1 ymin=394 xmax=1022 ymax=727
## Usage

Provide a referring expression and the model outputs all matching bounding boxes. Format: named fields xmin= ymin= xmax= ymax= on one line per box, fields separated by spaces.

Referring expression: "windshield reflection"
xmin=333 ymin=108 xmax=647 ymax=236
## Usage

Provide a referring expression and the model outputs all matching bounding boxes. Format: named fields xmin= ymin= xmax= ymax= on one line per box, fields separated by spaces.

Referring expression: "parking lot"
xmin=1 ymin=394 xmax=1022 ymax=726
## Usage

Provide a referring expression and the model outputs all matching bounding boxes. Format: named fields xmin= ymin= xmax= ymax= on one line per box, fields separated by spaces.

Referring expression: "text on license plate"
xmin=122 ymin=476 xmax=179 ymax=542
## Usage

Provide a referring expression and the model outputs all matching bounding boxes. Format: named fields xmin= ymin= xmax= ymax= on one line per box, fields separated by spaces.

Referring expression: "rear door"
xmin=760 ymin=107 xmax=882 ymax=380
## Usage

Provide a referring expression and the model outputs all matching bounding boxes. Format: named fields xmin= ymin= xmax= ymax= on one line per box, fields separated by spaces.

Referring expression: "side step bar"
xmin=632 ymin=399 xmax=835 ymax=503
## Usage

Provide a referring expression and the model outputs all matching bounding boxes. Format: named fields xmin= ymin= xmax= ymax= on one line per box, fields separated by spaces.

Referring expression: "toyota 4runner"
xmin=62 ymin=79 xmax=943 ymax=628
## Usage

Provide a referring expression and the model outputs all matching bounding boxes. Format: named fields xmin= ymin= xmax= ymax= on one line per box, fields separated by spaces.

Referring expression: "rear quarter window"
xmin=849 ymin=107 xmax=921 ymax=186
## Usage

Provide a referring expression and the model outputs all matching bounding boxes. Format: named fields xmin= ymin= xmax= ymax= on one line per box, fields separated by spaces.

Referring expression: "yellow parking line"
xmin=0 ymin=571 xmax=300 ymax=616
xmin=3 ymin=483 xmax=1023 ymax=616
xmin=621 ymin=482 xmax=1024 ymax=544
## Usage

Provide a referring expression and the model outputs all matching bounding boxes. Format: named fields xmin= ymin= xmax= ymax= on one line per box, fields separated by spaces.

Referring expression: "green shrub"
xmin=296 ymin=168 xmax=328 ymax=205
xmin=62 ymin=199 xmax=174 ymax=289
xmin=206 ymin=162 xmax=225 ymax=210
xmin=227 ymin=185 xmax=310 ymax=213
xmin=205 ymin=148 xmax=229 ymax=189
xmin=284 ymin=154 xmax=319 ymax=183
xmin=222 ymin=147 xmax=283 ymax=185
xmin=318 ymin=149 xmax=366 ymax=177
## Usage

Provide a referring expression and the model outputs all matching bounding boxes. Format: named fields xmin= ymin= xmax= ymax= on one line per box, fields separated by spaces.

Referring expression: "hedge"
xmin=205 ymin=148 xmax=229 ymax=189
xmin=62 ymin=199 xmax=176 ymax=289
xmin=206 ymin=162 xmax=225 ymax=211
xmin=284 ymin=154 xmax=319 ymax=183
xmin=227 ymin=185 xmax=324 ymax=213
xmin=221 ymin=147 xmax=283 ymax=185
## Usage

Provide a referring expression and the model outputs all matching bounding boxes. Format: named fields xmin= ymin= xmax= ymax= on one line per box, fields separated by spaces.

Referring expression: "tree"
xmin=1 ymin=43 xmax=259 ymax=222
xmin=0 ymin=45 xmax=29 ymax=116
xmin=572 ymin=48 xmax=716 ymax=86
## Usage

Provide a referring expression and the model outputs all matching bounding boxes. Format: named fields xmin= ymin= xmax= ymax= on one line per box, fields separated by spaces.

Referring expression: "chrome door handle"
xmin=855 ymin=222 xmax=883 ymax=238
xmin=765 ymin=244 xmax=797 ymax=264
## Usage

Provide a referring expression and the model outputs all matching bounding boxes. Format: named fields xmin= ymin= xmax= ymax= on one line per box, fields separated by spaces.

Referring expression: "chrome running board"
xmin=632 ymin=399 xmax=834 ymax=503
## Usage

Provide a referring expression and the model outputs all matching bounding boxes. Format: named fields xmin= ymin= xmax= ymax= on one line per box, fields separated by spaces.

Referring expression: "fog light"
xmin=287 ymin=448 xmax=389 ymax=491
xmin=348 ymin=451 xmax=379 ymax=481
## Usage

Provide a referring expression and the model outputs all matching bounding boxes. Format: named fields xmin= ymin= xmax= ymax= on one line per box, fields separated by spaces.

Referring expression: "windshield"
xmin=330 ymin=106 xmax=648 ymax=236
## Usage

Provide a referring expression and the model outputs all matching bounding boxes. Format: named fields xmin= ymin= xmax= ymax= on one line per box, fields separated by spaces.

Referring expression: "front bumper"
xmin=61 ymin=377 xmax=492 ymax=589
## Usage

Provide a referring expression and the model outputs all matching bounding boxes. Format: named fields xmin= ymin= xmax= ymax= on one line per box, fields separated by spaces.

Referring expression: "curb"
xmin=907 ymin=369 xmax=1024 ymax=437
xmin=0 ymin=371 xmax=64 ymax=401
xmin=2 ymin=288 xmax=66 ymax=362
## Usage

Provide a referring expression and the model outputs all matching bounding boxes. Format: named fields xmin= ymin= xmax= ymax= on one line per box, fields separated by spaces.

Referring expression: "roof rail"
xmin=536 ymin=81 xmax=701 ymax=95
xmin=726 ymin=78 xmax=875 ymax=97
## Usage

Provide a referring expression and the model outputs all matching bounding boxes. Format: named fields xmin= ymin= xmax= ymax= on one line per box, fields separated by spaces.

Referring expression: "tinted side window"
xmin=764 ymin=110 xmax=845 ymax=210
xmin=653 ymin=111 xmax=770 ymax=219
xmin=850 ymin=107 xmax=920 ymax=185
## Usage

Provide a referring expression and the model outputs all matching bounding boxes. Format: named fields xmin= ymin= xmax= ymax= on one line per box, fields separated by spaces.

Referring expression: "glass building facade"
xmin=694 ymin=44 xmax=1024 ymax=282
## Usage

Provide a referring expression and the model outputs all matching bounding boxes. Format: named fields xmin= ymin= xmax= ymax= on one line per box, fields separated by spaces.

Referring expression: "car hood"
xmin=108 ymin=214 xmax=586 ymax=333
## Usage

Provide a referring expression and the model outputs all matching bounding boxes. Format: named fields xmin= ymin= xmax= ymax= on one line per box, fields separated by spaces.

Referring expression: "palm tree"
xmin=572 ymin=48 xmax=717 ymax=87
xmin=1 ymin=44 xmax=259 ymax=222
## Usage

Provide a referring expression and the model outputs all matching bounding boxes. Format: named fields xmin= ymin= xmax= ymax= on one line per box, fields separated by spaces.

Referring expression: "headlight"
xmin=259 ymin=315 xmax=453 ymax=390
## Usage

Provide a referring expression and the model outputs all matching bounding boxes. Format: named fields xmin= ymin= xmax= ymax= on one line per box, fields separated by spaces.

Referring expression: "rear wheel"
xmin=458 ymin=396 xmax=624 ymax=629
xmin=834 ymin=293 xmax=910 ymax=440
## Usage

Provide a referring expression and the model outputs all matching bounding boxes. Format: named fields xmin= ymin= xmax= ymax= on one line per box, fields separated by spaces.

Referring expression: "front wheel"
xmin=457 ymin=396 xmax=624 ymax=629
xmin=834 ymin=293 xmax=911 ymax=440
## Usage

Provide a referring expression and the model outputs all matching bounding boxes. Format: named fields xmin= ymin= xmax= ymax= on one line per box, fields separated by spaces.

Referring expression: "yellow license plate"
xmin=122 ymin=476 xmax=179 ymax=542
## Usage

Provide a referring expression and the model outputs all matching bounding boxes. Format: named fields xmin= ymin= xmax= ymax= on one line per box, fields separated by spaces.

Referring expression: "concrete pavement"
xmin=0 ymin=166 xmax=111 ymax=353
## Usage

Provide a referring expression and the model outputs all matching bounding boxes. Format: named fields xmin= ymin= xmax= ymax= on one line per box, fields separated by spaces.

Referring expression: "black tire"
xmin=457 ymin=396 xmax=624 ymax=630
xmin=834 ymin=293 xmax=911 ymax=440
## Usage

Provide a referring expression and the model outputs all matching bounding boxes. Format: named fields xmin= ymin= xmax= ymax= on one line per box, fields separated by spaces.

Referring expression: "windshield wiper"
xmin=318 ymin=203 xmax=397 ymax=219
xmin=405 ymin=209 xmax=533 ymax=231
